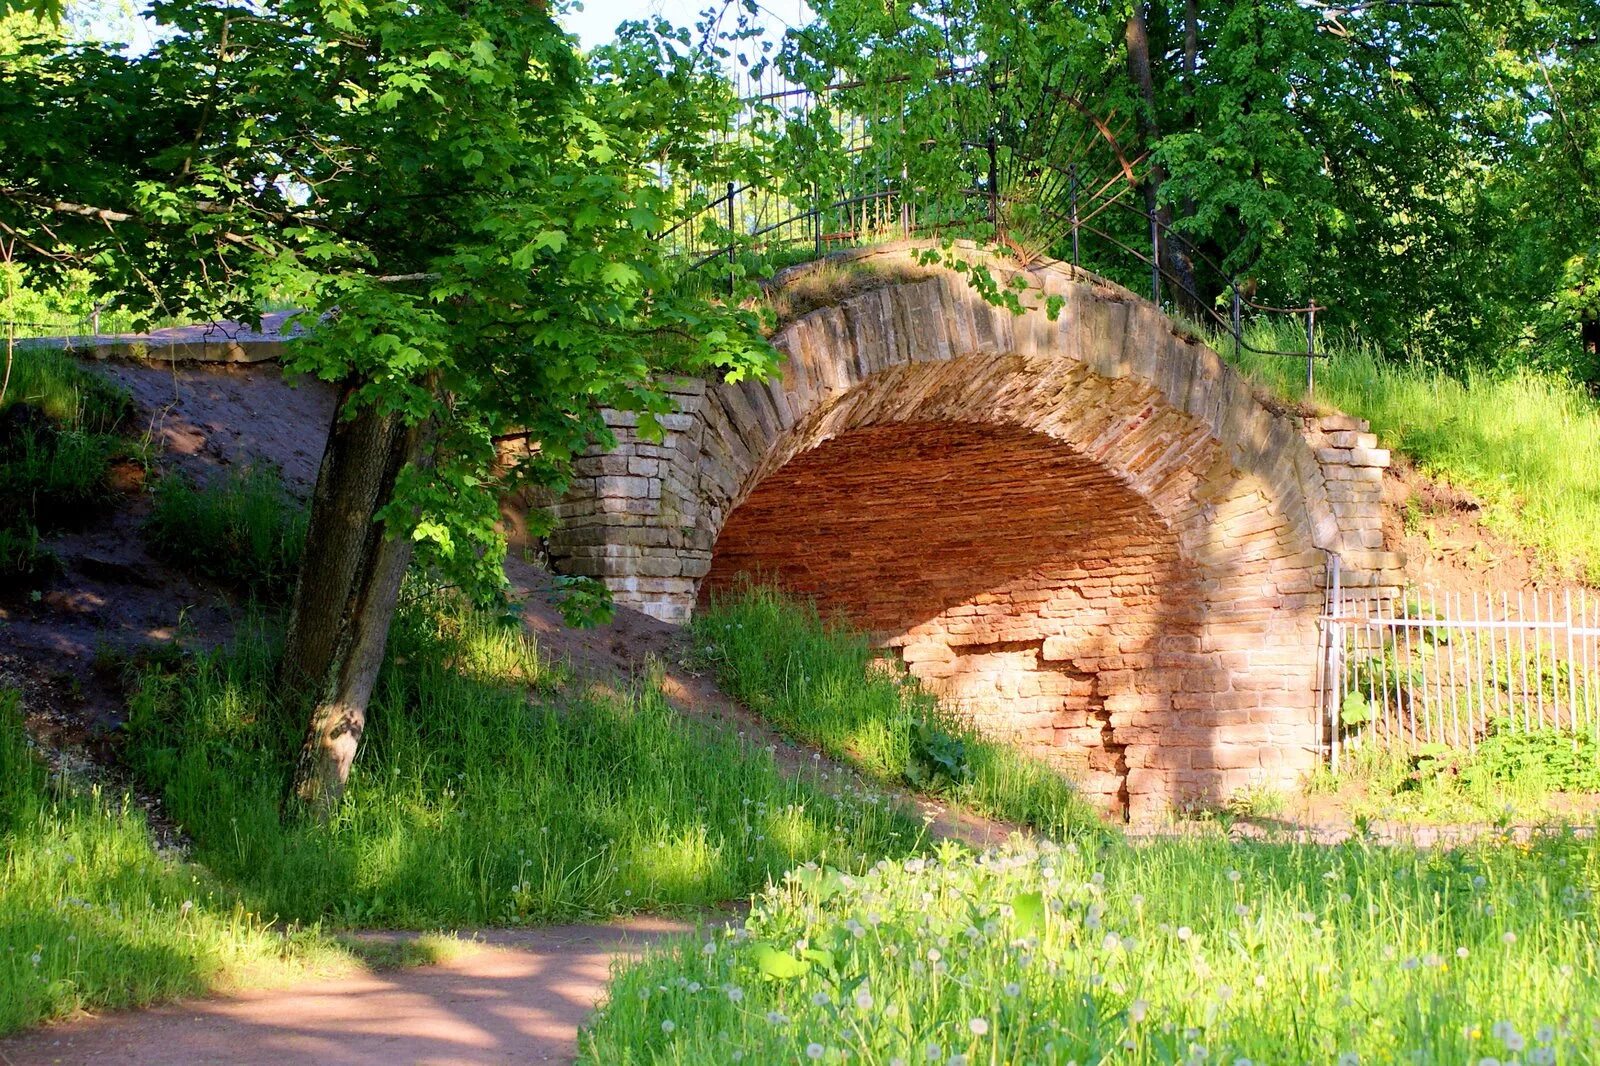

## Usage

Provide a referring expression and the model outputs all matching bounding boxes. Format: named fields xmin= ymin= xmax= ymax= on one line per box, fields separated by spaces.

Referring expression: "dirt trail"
xmin=0 ymin=919 xmax=690 ymax=1066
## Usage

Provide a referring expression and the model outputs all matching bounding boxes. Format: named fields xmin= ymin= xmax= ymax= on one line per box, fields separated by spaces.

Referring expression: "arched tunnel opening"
xmin=701 ymin=420 xmax=1204 ymax=815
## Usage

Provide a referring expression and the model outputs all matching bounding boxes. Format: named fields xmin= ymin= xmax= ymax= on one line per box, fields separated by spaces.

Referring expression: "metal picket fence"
xmin=1321 ymin=559 xmax=1600 ymax=768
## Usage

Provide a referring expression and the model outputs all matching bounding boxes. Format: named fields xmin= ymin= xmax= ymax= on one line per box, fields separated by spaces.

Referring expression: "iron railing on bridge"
xmin=659 ymin=61 xmax=1333 ymax=391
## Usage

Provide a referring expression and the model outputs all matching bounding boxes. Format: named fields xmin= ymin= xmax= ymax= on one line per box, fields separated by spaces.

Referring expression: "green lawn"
xmin=0 ymin=689 xmax=348 ymax=1034
xmin=583 ymin=831 xmax=1600 ymax=1064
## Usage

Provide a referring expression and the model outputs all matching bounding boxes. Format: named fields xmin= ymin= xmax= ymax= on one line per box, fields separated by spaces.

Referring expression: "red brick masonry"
xmin=545 ymin=241 xmax=1401 ymax=817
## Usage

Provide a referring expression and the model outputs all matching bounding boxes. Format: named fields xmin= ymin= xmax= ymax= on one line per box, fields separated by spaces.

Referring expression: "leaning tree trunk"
xmin=1125 ymin=6 xmax=1205 ymax=322
xmin=280 ymin=380 xmax=426 ymax=819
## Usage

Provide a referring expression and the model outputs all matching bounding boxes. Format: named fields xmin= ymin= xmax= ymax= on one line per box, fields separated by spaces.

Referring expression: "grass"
xmin=0 ymin=687 xmax=349 ymax=1035
xmin=1223 ymin=320 xmax=1600 ymax=584
xmin=692 ymin=583 xmax=1103 ymax=842
xmin=0 ymin=345 xmax=135 ymax=586
xmin=145 ymin=464 xmax=308 ymax=598
xmin=583 ymin=831 xmax=1600 ymax=1064
xmin=123 ymin=597 xmax=924 ymax=928
xmin=1 ymin=344 xmax=134 ymax=432
xmin=758 ymin=259 xmax=936 ymax=330
xmin=1316 ymin=724 xmax=1600 ymax=826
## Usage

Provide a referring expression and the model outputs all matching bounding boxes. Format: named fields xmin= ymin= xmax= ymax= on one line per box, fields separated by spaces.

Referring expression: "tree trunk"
xmin=280 ymin=381 xmax=426 ymax=819
xmin=1125 ymin=5 xmax=1204 ymax=321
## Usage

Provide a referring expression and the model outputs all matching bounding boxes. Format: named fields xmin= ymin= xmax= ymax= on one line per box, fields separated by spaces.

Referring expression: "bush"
xmin=145 ymin=465 xmax=307 ymax=598
xmin=123 ymin=599 xmax=921 ymax=927
xmin=692 ymin=581 xmax=1102 ymax=841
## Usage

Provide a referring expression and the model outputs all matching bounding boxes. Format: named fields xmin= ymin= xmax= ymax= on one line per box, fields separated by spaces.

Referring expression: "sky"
xmin=69 ymin=0 xmax=806 ymax=60
xmin=562 ymin=0 xmax=811 ymax=52
xmin=562 ymin=0 xmax=705 ymax=49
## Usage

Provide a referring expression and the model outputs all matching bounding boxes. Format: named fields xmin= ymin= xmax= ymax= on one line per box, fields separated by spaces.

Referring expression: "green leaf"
xmin=750 ymin=942 xmax=809 ymax=981
xmin=533 ymin=230 xmax=567 ymax=253
xmin=800 ymin=947 xmax=835 ymax=971
xmin=1340 ymin=691 xmax=1373 ymax=727
xmin=1011 ymin=891 xmax=1044 ymax=935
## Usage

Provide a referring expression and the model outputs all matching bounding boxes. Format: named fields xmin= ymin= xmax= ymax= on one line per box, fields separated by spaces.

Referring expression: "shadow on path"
xmin=0 ymin=918 xmax=691 ymax=1066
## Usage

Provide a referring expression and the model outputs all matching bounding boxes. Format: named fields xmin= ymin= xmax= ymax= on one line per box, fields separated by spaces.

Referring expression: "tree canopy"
xmin=748 ymin=0 xmax=1599 ymax=377
xmin=2 ymin=0 xmax=779 ymax=808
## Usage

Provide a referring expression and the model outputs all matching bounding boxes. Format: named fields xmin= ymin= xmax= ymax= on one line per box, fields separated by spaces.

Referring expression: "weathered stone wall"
xmin=543 ymin=240 xmax=1401 ymax=817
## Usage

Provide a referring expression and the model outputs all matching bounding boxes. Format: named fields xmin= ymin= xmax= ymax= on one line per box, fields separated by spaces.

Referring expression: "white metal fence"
xmin=1320 ymin=560 xmax=1600 ymax=768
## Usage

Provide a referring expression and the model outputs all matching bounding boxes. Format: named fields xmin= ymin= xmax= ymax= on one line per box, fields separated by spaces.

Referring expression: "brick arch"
xmin=545 ymin=241 xmax=1402 ymax=815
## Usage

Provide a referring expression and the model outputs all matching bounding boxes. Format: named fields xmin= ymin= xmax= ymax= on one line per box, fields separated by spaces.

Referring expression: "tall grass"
xmin=145 ymin=465 xmax=308 ymax=598
xmin=1225 ymin=321 xmax=1600 ymax=583
xmin=0 ymin=688 xmax=345 ymax=1035
xmin=123 ymin=600 xmax=923 ymax=928
xmin=1 ymin=345 xmax=133 ymax=432
xmin=584 ymin=832 xmax=1600 ymax=1063
xmin=0 ymin=346 xmax=135 ymax=585
xmin=693 ymin=583 xmax=1102 ymax=841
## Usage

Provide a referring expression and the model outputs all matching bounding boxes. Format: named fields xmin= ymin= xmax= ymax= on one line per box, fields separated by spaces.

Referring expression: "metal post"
xmin=1149 ymin=207 xmax=1160 ymax=307
xmin=1327 ymin=555 xmax=1343 ymax=772
xmin=1305 ymin=303 xmax=1316 ymax=398
xmin=1230 ymin=280 xmax=1242 ymax=361
xmin=1568 ymin=588 xmax=1580 ymax=739
xmin=726 ymin=181 xmax=736 ymax=297
xmin=1069 ymin=164 xmax=1080 ymax=268
xmin=813 ymin=181 xmax=822 ymax=260
xmin=900 ymin=160 xmax=910 ymax=239
xmin=986 ymin=133 xmax=999 ymax=229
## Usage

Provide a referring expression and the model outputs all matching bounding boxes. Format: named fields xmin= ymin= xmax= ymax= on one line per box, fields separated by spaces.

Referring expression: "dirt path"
xmin=0 ymin=919 xmax=692 ymax=1066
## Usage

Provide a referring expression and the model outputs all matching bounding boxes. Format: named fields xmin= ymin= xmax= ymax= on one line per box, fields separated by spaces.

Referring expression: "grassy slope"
xmin=144 ymin=464 xmax=308 ymax=599
xmin=124 ymin=601 xmax=923 ymax=928
xmin=0 ymin=345 xmax=136 ymax=583
xmin=693 ymin=584 xmax=1103 ymax=841
xmin=1225 ymin=322 xmax=1600 ymax=584
xmin=0 ymin=689 xmax=350 ymax=1034
xmin=584 ymin=833 xmax=1600 ymax=1064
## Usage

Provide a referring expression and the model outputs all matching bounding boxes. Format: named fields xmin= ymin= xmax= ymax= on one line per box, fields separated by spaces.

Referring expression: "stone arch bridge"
xmin=543 ymin=241 xmax=1402 ymax=817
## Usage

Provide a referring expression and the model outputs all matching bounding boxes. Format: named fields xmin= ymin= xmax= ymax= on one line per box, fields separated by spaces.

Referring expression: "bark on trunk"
xmin=280 ymin=381 xmax=426 ymax=819
xmin=1125 ymin=6 xmax=1204 ymax=321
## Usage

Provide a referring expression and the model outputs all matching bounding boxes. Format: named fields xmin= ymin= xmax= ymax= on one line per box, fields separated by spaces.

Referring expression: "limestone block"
xmin=1346 ymin=447 xmax=1390 ymax=468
